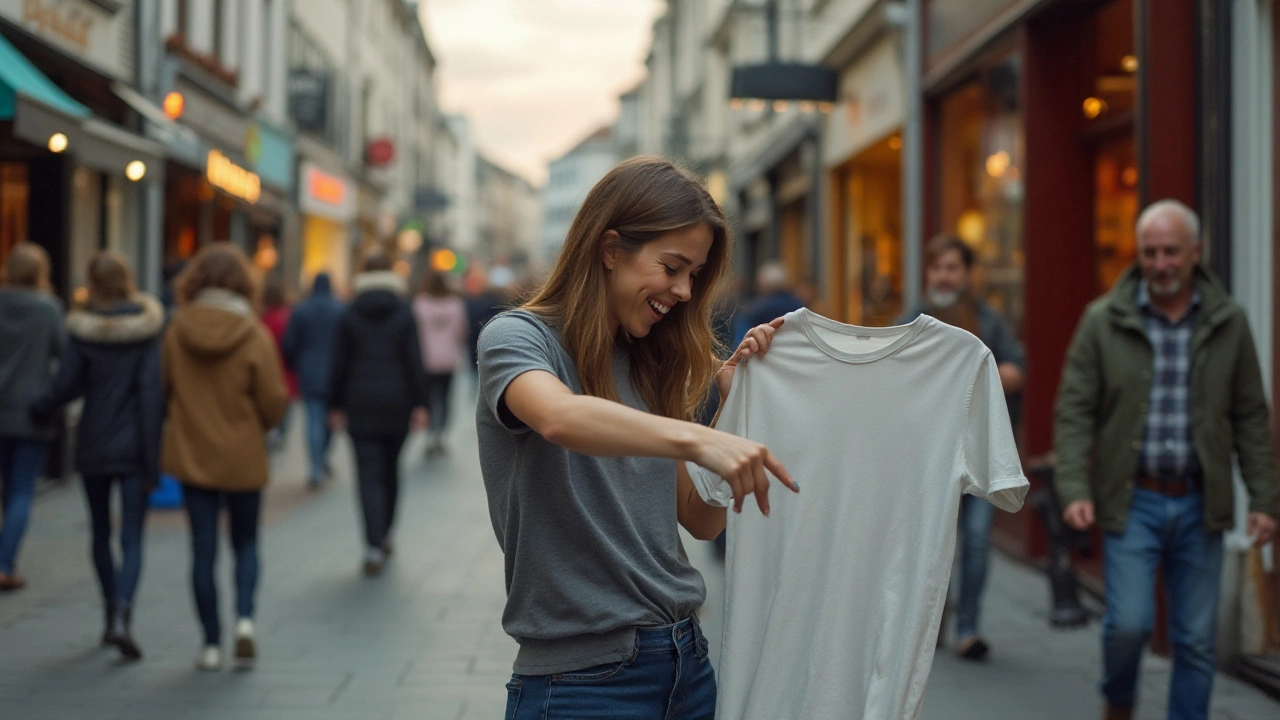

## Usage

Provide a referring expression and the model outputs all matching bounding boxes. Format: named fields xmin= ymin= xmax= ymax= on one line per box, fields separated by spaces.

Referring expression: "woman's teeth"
xmin=647 ymin=299 xmax=670 ymax=315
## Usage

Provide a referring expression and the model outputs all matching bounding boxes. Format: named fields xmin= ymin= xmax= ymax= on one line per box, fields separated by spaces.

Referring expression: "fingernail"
xmin=793 ymin=482 xmax=800 ymax=492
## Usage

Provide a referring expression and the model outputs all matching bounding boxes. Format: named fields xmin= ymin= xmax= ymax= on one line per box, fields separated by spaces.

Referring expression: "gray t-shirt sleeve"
xmin=477 ymin=312 xmax=560 ymax=434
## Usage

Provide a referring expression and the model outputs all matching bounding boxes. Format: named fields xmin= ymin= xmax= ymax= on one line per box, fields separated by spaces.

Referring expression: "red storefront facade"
xmin=920 ymin=0 xmax=1206 ymax=588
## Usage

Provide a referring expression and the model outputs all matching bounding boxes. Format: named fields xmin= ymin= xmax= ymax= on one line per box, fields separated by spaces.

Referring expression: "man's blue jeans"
xmin=1102 ymin=487 xmax=1223 ymax=719
xmin=183 ymin=485 xmax=261 ymax=645
xmin=303 ymin=397 xmax=331 ymax=484
xmin=955 ymin=494 xmax=994 ymax=640
xmin=0 ymin=437 xmax=48 ymax=574
xmin=505 ymin=617 xmax=716 ymax=720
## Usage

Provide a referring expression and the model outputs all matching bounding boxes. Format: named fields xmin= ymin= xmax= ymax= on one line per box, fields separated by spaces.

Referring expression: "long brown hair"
xmin=2 ymin=242 xmax=52 ymax=291
xmin=174 ymin=243 xmax=261 ymax=305
xmin=86 ymin=251 xmax=136 ymax=308
xmin=523 ymin=156 xmax=731 ymax=420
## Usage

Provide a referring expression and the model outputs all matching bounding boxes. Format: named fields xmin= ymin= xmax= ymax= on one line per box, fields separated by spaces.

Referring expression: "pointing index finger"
xmin=765 ymin=451 xmax=799 ymax=493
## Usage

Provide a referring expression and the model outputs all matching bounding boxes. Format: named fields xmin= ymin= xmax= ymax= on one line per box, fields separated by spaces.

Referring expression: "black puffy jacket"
xmin=329 ymin=272 xmax=428 ymax=438
xmin=31 ymin=296 xmax=165 ymax=484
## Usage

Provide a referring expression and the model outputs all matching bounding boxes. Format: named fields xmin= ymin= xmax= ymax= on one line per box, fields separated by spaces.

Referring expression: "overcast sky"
xmin=420 ymin=0 xmax=663 ymax=186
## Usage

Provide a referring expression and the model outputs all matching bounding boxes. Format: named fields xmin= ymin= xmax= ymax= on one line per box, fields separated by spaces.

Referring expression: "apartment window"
xmin=177 ymin=0 xmax=189 ymax=37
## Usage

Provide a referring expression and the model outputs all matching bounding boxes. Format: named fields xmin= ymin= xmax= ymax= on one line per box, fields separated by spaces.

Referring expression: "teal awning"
xmin=0 ymin=32 xmax=89 ymax=120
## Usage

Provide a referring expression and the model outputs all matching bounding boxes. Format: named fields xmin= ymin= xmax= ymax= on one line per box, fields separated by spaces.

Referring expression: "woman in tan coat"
xmin=162 ymin=244 xmax=288 ymax=671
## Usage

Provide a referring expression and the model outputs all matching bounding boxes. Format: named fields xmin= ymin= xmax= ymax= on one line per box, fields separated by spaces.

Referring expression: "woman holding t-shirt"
xmin=476 ymin=156 xmax=797 ymax=719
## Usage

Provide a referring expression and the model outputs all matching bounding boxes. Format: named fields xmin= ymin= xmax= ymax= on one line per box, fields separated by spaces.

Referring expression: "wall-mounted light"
xmin=816 ymin=102 xmax=835 ymax=114
xmin=1082 ymin=97 xmax=1108 ymax=119
xmin=125 ymin=161 xmax=147 ymax=182
xmin=747 ymin=99 xmax=767 ymax=112
xmin=163 ymin=92 xmax=185 ymax=120
xmin=986 ymin=150 xmax=1011 ymax=178
xmin=798 ymin=101 xmax=816 ymax=113
xmin=888 ymin=135 xmax=903 ymax=151
xmin=1121 ymin=55 xmax=1138 ymax=73
xmin=48 ymin=133 xmax=68 ymax=153
xmin=729 ymin=98 xmax=745 ymax=111
xmin=772 ymin=100 xmax=790 ymax=113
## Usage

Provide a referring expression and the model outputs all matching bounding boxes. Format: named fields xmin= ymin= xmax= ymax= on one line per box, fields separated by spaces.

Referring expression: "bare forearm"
xmin=537 ymin=393 xmax=705 ymax=461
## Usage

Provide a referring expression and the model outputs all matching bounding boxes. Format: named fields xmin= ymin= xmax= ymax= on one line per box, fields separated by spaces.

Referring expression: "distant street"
xmin=1 ymin=389 xmax=1277 ymax=720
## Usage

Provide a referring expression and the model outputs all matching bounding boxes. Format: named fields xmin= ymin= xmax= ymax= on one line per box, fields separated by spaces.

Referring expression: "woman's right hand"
xmin=691 ymin=427 xmax=797 ymax=516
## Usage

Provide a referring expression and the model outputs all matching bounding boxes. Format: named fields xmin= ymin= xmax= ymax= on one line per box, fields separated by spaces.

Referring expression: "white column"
xmin=265 ymin=0 xmax=288 ymax=122
xmin=220 ymin=0 xmax=240 ymax=71
xmin=189 ymin=0 xmax=215 ymax=54
xmin=159 ymin=0 xmax=178 ymax=38
xmin=240 ymin=0 xmax=265 ymax=104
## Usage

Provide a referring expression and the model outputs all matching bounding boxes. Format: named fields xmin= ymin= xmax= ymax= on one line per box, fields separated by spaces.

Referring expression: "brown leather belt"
xmin=1136 ymin=476 xmax=1199 ymax=497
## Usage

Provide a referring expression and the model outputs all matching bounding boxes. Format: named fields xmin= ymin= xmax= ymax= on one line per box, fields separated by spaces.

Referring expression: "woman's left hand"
xmin=715 ymin=317 xmax=785 ymax=402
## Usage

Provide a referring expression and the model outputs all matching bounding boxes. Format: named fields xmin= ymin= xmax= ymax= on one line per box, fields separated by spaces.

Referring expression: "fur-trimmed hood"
xmin=66 ymin=294 xmax=164 ymax=344
xmin=353 ymin=271 xmax=407 ymax=297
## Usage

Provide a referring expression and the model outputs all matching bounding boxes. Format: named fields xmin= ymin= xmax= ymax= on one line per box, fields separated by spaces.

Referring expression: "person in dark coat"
xmin=732 ymin=260 xmax=805 ymax=345
xmin=29 ymin=251 xmax=164 ymax=660
xmin=0 ymin=242 xmax=65 ymax=592
xmin=283 ymin=272 xmax=344 ymax=488
xmin=328 ymin=252 xmax=428 ymax=576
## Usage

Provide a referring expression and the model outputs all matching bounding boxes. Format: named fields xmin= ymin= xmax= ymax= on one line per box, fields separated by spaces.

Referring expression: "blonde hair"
xmin=523 ymin=156 xmax=731 ymax=420
xmin=2 ymin=242 xmax=52 ymax=291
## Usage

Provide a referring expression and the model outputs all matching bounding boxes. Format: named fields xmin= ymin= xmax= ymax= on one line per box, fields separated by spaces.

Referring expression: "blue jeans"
xmin=0 ymin=437 xmax=48 ymax=574
xmin=1101 ymin=488 xmax=1223 ymax=719
xmin=82 ymin=475 xmax=147 ymax=607
xmin=183 ymin=485 xmax=261 ymax=645
xmin=303 ymin=398 xmax=331 ymax=483
xmin=955 ymin=494 xmax=995 ymax=639
xmin=505 ymin=618 xmax=716 ymax=720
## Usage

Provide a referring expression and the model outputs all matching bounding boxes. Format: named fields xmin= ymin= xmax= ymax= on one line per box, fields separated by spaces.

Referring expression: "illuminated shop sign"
xmin=206 ymin=149 xmax=261 ymax=204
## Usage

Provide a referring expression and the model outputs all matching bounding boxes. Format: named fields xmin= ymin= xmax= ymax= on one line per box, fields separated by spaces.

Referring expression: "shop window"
xmin=937 ymin=54 xmax=1025 ymax=334
xmin=834 ymin=134 xmax=903 ymax=326
xmin=1083 ymin=0 xmax=1137 ymax=293
xmin=0 ymin=163 xmax=28 ymax=262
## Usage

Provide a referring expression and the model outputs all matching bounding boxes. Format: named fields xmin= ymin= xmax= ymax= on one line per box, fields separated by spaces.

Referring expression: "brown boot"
xmin=1103 ymin=704 xmax=1133 ymax=720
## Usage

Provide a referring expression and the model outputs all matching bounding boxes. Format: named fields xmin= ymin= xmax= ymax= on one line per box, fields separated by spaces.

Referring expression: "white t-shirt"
xmin=691 ymin=308 xmax=1028 ymax=720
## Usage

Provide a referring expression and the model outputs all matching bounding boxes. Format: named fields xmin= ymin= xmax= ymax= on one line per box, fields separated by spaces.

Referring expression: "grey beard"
xmin=927 ymin=289 xmax=961 ymax=309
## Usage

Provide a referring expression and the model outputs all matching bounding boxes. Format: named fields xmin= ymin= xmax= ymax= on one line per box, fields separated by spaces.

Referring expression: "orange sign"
xmin=206 ymin=150 xmax=261 ymax=204
xmin=308 ymin=167 xmax=346 ymax=205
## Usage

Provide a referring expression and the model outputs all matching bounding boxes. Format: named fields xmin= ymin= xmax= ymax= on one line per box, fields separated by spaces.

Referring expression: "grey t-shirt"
xmin=476 ymin=310 xmax=707 ymax=675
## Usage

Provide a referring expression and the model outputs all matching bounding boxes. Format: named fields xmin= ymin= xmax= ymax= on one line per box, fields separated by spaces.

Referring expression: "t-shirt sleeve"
xmin=477 ymin=312 xmax=559 ymax=434
xmin=684 ymin=364 xmax=750 ymax=508
xmin=959 ymin=352 xmax=1029 ymax=512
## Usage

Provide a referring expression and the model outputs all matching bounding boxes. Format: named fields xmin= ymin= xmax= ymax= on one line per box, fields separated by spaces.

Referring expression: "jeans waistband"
xmin=634 ymin=617 xmax=702 ymax=653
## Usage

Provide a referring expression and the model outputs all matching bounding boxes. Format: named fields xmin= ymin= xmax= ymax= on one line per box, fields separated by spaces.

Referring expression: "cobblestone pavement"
xmin=1 ymin=393 xmax=1278 ymax=719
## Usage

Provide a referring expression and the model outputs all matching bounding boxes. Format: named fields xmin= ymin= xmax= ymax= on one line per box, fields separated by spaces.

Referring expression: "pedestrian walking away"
xmin=328 ymin=251 xmax=429 ymax=577
xmin=161 ymin=244 xmax=290 ymax=672
xmin=476 ymin=156 xmax=797 ymax=720
xmin=261 ymin=277 xmax=298 ymax=454
xmin=0 ymin=243 xmax=65 ymax=592
xmin=1054 ymin=200 xmax=1279 ymax=720
xmin=412 ymin=271 xmax=468 ymax=459
xmin=283 ymin=272 xmax=345 ymax=489
xmin=28 ymin=251 xmax=164 ymax=660
xmin=898 ymin=233 xmax=1027 ymax=661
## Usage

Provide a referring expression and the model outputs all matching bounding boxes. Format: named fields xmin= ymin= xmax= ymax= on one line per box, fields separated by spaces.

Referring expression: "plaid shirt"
xmin=1137 ymin=282 xmax=1202 ymax=479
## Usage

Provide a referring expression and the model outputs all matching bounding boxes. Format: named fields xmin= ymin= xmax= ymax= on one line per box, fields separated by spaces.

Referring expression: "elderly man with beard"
xmin=898 ymin=233 xmax=1026 ymax=662
xmin=1054 ymin=200 xmax=1277 ymax=720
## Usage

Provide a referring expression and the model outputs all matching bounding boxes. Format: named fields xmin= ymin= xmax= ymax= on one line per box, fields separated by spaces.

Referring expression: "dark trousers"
xmin=0 ymin=437 xmax=48 ymax=574
xmin=425 ymin=372 xmax=454 ymax=432
xmin=82 ymin=475 xmax=148 ymax=607
xmin=182 ymin=485 xmax=261 ymax=645
xmin=352 ymin=435 xmax=405 ymax=548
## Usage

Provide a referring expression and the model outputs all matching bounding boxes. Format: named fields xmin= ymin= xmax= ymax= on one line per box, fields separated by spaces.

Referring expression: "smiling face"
xmin=1138 ymin=211 xmax=1200 ymax=298
xmin=603 ymin=224 xmax=713 ymax=339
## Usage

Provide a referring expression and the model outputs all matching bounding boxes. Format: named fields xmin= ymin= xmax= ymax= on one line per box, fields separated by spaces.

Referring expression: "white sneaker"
xmin=234 ymin=618 xmax=256 ymax=663
xmin=363 ymin=547 xmax=386 ymax=576
xmin=197 ymin=645 xmax=222 ymax=671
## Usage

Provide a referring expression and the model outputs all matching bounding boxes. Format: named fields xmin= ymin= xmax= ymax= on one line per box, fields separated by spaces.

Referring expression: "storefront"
xmin=298 ymin=159 xmax=356 ymax=291
xmin=0 ymin=5 xmax=164 ymax=298
xmin=824 ymin=35 xmax=907 ymax=325
xmin=922 ymin=0 xmax=1200 ymax=570
xmin=156 ymin=74 xmax=295 ymax=285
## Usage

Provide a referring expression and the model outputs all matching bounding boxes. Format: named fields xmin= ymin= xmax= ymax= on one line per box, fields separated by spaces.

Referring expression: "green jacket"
xmin=1053 ymin=265 xmax=1278 ymax=533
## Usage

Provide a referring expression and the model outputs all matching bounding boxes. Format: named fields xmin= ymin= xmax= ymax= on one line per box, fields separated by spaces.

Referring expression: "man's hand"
xmin=1247 ymin=512 xmax=1277 ymax=546
xmin=411 ymin=407 xmax=430 ymax=432
xmin=1063 ymin=500 xmax=1095 ymax=531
